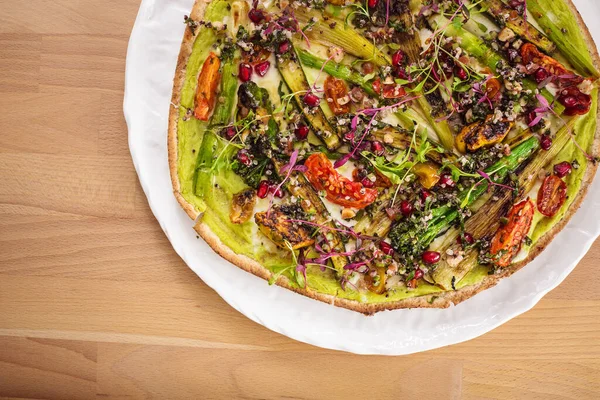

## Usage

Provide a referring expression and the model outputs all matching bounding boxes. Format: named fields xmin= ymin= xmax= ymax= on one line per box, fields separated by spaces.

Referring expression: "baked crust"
xmin=167 ymin=0 xmax=600 ymax=314
xmin=168 ymin=0 xmax=208 ymax=221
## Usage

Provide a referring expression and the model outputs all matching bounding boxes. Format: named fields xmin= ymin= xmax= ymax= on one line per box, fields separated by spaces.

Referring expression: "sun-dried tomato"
xmin=490 ymin=199 xmax=535 ymax=267
xmin=520 ymin=43 xmax=569 ymax=77
xmin=485 ymin=77 xmax=502 ymax=100
xmin=324 ymin=76 xmax=351 ymax=115
xmin=537 ymin=175 xmax=567 ymax=218
xmin=194 ymin=52 xmax=221 ymax=121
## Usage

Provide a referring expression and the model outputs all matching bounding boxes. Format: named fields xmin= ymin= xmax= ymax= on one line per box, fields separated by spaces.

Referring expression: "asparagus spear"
xmin=431 ymin=14 xmax=565 ymax=115
xmin=389 ymin=135 xmax=540 ymax=255
xmin=296 ymin=47 xmax=436 ymax=137
xmin=193 ymin=56 xmax=240 ymax=193
xmin=296 ymin=45 xmax=456 ymax=149
xmin=295 ymin=10 xmax=457 ymax=149
xmin=391 ymin=25 xmax=457 ymax=151
xmin=368 ymin=126 xmax=450 ymax=165
xmin=354 ymin=192 xmax=394 ymax=237
xmin=526 ymin=0 xmax=599 ymax=78
xmin=211 ymin=60 xmax=239 ymax=126
xmin=481 ymin=0 xmax=556 ymax=54
xmin=293 ymin=9 xmax=390 ymax=66
xmin=296 ymin=47 xmax=377 ymax=96
xmin=430 ymin=190 xmax=510 ymax=289
xmin=272 ymin=162 xmax=349 ymax=276
xmin=277 ymin=54 xmax=341 ymax=151
xmin=415 ymin=96 xmax=455 ymax=151
xmin=431 ymin=117 xmax=579 ymax=288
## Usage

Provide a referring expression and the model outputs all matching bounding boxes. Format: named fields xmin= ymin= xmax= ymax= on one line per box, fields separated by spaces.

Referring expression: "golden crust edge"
xmin=167 ymin=0 xmax=208 ymax=221
xmin=168 ymin=0 xmax=600 ymax=314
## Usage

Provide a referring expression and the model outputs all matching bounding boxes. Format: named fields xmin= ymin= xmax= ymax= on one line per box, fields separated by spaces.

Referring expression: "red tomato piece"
xmin=304 ymin=153 xmax=378 ymax=209
xmin=537 ymin=175 xmax=567 ymax=217
xmin=490 ymin=199 xmax=535 ymax=267
xmin=194 ymin=52 xmax=221 ymax=121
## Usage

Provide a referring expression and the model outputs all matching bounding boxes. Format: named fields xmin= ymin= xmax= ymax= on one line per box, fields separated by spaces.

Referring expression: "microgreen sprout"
xmin=266 ymin=149 xmax=306 ymax=216
xmin=531 ymin=94 xmax=595 ymax=161
xmin=334 ymin=96 xmax=420 ymax=169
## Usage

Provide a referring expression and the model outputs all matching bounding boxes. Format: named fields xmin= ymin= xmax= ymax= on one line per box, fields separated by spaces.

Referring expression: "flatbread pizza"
xmin=169 ymin=0 xmax=599 ymax=313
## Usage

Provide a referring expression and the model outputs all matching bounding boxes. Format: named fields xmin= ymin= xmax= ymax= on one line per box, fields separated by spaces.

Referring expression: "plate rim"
xmin=123 ymin=0 xmax=600 ymax=355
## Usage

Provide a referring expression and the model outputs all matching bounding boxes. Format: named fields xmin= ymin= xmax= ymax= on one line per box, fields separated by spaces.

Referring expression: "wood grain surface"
xmin=0 ymin=1 xmax=599 ymax=399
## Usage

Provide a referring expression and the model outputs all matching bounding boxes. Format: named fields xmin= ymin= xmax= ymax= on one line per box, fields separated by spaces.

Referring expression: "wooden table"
xmin=0 ymin=1 xmax=599 ymax=398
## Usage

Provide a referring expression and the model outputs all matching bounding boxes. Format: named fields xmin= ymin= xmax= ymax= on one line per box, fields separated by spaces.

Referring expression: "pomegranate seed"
xmin=400 ymin=200 xmax=413 ymax=217
xmin=371 ymin=141 xmax=385 ymax=156
xmin=362 ymin=62 xmax=374 ymax=74
xmin=560 ymin=96 xmax=578 ymax=108
xmin=540 ymin=135 xmax=552 ymax=150
xmin=414 ymin=268 xmax=424 ymax=280
xmin=554 ymin=161 xmax=572 ymax=178
xmin=463 ymin=232 xmax=475 ymax=244
xmin=508 ymin=0 xmax=525 ymax=13
xmin=269 ymin=184 xmax=284 ymax=198
xmin=394 ymin=67 xmax=409 ymax=79
xmin=295 ymin=124 xmax=309 ymax=140
xmin=508 ymin=0 xmax=525 ymax=12
xmin=558 ymin=87 xmax=592 ymax=116
xmin=457 ymin=232 xmax=474 ymax=246
xmin=257 ymin=181 xmax=269 ymax=199
xmin=391 ymin=50 xmax=406 ymax=67
xmin=303 ymin=92 xmax=320 ymax=107
xmin=221 ymin=126 xmax=236 ymax=140
xmin=238 ymin=63 xmax=252 ymax=82
xmin=422 ymin=251 xmax=441 ymax=265
xmin=439 ymin=173 xmax=455 ymax=188
xmin=454 ymin=65 xmax=467 ymax=80
xmin=534 ymin=68 xmax=549 ymax=84
xmin=508 ymin=0 xmax=523 ymax=8
xmin=361 ymin=177 xmax=375 ymax=188
xmin=248 ymin=8 xmax=265 ymax=24
xmin=420 ymin=189 xmax=432 ymax=203
xmin=237 ymin=150 xmax=252 ymax=166
xmin=379 ymin=241 xmax=394 ymax=256
xmin=254 ymin=60 xmax=271 ymax=77
xmin=368 ymin=0 xmax=378 ymax=8
xmin=277 ymin=41 xmax=290 ymax=54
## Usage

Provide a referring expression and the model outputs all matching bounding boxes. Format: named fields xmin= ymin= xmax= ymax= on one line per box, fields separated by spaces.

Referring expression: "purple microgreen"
xmin=343 ymin=257 xmax=374 ymax=272
xmin=473 ymin=75 xmax=494 ymax=110
xmin=340 ymin=274 xmax=359 ymax=291
xmin=334 ymin=96 xmax=420 ymax=169
xmin=476 ymin=170 xmax=515 ymax=192
xmin=312 ymin=50 xmax=341 ymax=92
xmin=267 ymin=149 xmax=302 ymax=215
xmin=287 ymin=218 xmax=381 ymax=242
xmin=531 ymin=94 xmax=595 ymax=161
xmin=385 ymin=0 xmax=390 ymax=26
xmin=418 ymin=3 xmax=439 ymax=17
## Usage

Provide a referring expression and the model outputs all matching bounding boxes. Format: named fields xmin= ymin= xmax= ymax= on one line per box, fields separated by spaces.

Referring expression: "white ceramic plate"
xmin=124 ymin=0 xmax=600 ymax=355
